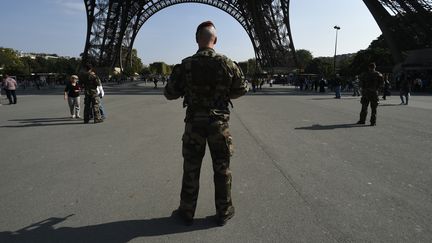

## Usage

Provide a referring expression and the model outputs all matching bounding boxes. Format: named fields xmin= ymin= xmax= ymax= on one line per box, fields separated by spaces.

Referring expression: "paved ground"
xmin=0 ymin=84 xmax=431 ymax=242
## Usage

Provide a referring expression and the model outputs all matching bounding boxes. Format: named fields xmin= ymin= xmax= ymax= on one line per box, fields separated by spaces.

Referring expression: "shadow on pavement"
xmin=1 ymin=117 xmax=83 ymax=128
xmin=0 ymin=213 xmax=216 ymax=243
xmin=309 ymin=97 xmax=360 ymax=100
xmin=378 ymin=103 xmax=402 ymax=107
xmin=247 ymin=90 xmax=333 ymax=96
xmin=295 ymin=123 xmax=364 ymax=130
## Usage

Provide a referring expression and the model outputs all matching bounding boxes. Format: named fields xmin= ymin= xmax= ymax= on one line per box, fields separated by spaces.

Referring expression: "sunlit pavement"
xmin=1 ymin=83 xmax=431 ymax=242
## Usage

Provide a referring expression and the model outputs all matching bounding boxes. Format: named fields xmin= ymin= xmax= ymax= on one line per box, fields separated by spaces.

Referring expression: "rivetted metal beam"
xmin=82 ymin=0 xmax=432 ymax=73
xmin=82 ymin=0 xmax=297 ymax=72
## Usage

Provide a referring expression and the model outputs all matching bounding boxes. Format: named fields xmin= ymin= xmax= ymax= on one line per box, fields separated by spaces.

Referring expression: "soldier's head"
xmin=196 ymin=21 xmax=217 ymax=49
xmin=368 ymin=62 xmax=376 ymax=71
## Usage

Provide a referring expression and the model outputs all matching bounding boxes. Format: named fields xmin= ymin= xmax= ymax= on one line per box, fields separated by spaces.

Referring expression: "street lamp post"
xmin=333 ymin=25 xmax=341 ymax=75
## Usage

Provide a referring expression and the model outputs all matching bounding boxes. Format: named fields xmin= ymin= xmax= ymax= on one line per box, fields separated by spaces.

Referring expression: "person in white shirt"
xmin=97 ymin=84 xmax=106 ymax=119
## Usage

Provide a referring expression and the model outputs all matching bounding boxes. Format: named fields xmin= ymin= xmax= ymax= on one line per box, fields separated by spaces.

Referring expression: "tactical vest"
xmin=81 ymin=72 xmax=100 ymax=97
xmin=362 ymin=71 xmax=383 ymax=92
xmin=182 ymin=49 xmax=233 ymax=113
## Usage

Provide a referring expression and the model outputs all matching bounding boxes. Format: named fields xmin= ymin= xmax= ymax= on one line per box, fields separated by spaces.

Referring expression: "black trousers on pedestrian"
xmin=359 ymin=94 xmax=378 ymax=124
xmin=5 ymin=89 xmax=17 ymax=104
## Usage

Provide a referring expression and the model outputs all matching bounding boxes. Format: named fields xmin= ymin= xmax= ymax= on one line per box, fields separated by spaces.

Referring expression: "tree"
xmin=140 ymin=65 xmax=151 ymax=76
xmin=295 ymin=49 xmax=313 ymax=69
xmin=304 ymin=57 xmax=332 ymax=78
xmin=238 ymin=58 xmax=258 ymax=76
xmin=0 ymin=47 xmax=28 ymax=75
xmin=347 ymin=48 xmax=394 ymax=75
xmin=237 ymin=61 xmax=248 ymax=75
xmin=130 ymin=49 xmax=144 ymax=75
xmin=149 ymin=62 xmax=171 ymax=76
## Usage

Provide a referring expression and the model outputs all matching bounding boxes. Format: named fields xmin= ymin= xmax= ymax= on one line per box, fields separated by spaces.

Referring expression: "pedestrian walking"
xmin=97 ymin=83 xmax=106 ymax=119
xmin=164 ymin=21 xmax=248 ymax=226
xmin=80 ymin=64 xmax=103 ymax=124
xmin=399 ymin=74 xmax=411 ymax=105
xmin=382 ymin=74 xmax=391 ymax=100
xmin=352 ymin=75 xmax=361 ymax=96
xmin=2 ymin=74 xmax=18 ymax=104
xmin=357 ymin=63 xmax=383 ymax=126
xmin=334 ymin=74 xmax=342 ymax=99
xmin=319 ymin=78 xmax=326 ymax=93
xmin=0 ymin=79 xmax=2 ymax=106
xmin=153 ymin=77 xmax=158 ymax=89
xmin=64 ymin=75 xmax=81 ymax=118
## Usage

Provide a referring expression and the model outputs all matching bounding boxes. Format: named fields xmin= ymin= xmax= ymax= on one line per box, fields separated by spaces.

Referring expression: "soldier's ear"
xmin=214 ymin=37 xmax=217 ymax=45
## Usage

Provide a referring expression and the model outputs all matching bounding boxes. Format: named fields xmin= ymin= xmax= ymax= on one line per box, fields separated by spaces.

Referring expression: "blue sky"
xmin=0 ymin=0 xmax=381 ymax=65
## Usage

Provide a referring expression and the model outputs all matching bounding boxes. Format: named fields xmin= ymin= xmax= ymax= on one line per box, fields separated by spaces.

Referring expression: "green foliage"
xmin=247 ymin=58 xmax=258 ymax=75
xmin=130 ymin=49 xmax=144 ymax=75
xmin=337 ymin=55 xmax=355 ymax=77
xmin=368 ymin=35 xmax=388 ymax=49
xmin=0 ymin=47 xmax=81 ymax=76
xmin=237 ymin=61 xmax=248 ymax=75
xmin=302 ymin=35 xmax=394 ymax=78
xmin=140 ymin=65 xmax=151 ymax=76
xmin=149 ymin=62 xmax=171 ymax=75
xmin=295 ymin=49 xmax=313 ymax=69
xmin=346 ymin=47 xmax=394 ymax=75
xmin=0 ymin=47 xmax=28 ymax=75
xmin=122 ymin=66 xmax=135 ymax=77
xmin=237 ymin=58 xmax=258 ymax=76
xmin=304 ymin=57 xmax=333 ymax=77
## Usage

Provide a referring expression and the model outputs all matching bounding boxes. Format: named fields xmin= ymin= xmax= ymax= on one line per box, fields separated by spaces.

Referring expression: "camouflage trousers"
xmin=83 ymin=95 xmax=101 ymax=122
xmin=359 ymin=93 xmax=379 ymax=123
xmin=179 ymin=119 xmax=234 ymax=218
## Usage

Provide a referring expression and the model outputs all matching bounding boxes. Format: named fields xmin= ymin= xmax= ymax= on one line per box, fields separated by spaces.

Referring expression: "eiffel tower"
xmin=82 ymin=0 xmax=432 ymax=72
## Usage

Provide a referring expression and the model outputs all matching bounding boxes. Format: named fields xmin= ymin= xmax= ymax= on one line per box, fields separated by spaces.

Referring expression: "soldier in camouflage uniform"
xmin=80 ymin=64 xmax=103 ymax=124
xmin=164 ymin=21 xmax=248 ymax=226
xmin=357 ymin=63 xmax=383 ymax=126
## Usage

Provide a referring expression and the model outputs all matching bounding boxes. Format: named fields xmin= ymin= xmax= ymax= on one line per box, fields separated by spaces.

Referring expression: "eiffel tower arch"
xmin=82 ymin=0 xmax=432 ymax=73
xmin=82 ymin=0 xmax=297 ymax=73
xmin=363 ymin=0 xmax=432 ymax=63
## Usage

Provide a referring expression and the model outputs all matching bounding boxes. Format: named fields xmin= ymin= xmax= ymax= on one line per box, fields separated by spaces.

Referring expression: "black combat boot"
xmin=172 ymin=208 xmax=193 ymax=226
xmin=216 ymin=207 xmax=235 ymax=226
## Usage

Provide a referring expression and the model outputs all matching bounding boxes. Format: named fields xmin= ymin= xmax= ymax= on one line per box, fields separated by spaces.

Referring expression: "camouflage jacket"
xmin=164 ymin=48 xmax=247 ymax=121
xmin=80 ymin=71 xmax=102 ymax=97
xmin=360 ymin=70 xmax=383 ymax=95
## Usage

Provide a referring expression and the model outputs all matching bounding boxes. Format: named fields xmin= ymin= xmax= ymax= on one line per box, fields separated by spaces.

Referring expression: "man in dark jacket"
xmin=357 ymin=63 xmax=383 ymax=126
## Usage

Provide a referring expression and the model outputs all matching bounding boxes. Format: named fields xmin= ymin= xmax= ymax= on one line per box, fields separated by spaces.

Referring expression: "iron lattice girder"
xmin=363 ymin=0 xmax=432 ymax=63
xmin=83 ymin=0 xmax=432 ymax=70
xmin=82 ymin=0 xmax=297 ymax=70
